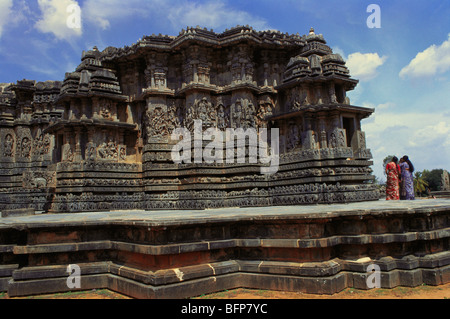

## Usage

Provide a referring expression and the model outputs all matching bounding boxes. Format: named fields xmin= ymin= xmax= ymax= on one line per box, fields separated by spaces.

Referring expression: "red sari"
xmin=386 ymin=162 xmax=400 ymax=200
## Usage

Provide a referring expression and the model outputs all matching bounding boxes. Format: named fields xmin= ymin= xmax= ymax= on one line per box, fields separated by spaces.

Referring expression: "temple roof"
xmin=100 ymin=26 xmax=312 ymax=61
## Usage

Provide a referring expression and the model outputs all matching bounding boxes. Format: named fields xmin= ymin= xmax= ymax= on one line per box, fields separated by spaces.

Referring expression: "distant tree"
xmin=382 ymin=155 xmax=396 ymax=176
xmin=422 ymin=169 xmax=444 ymax=191
xmin=414 ymin=171 xmax=429 ymax=197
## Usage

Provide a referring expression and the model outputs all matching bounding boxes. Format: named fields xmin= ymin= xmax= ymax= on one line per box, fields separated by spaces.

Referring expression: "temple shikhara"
xmin=0 ymin=26 xmax=378 ymax=213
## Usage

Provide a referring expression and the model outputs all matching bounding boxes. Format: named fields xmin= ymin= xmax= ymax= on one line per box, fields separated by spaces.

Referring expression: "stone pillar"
xmin=92 ymin=97 xmax=99 ymax=119
xmin=62 ymin=128 xmax=74 ymax=162
xmin=74 ymin=128 xmax=83 ymax=162
xmin=69 ymin=100 xmax=77 ymax=120
xmin=80 ymin=99 xmax=88 ymax=120
xmin=112 ymin=101 xmax=118 ymax=122
xmin=329 ymin=83 xmax=337 ymax=104
xmin=126 ymin=103 xmax=134 ymax=124
xmin=318 ymin=116 xmax=327 ymax=149
xmin=315 ymin=84 xmax=323 ymax=105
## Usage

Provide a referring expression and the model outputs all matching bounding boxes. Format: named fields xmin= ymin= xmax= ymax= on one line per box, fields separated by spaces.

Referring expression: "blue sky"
xmin=1 ymin=0 xmax=449 ymax=181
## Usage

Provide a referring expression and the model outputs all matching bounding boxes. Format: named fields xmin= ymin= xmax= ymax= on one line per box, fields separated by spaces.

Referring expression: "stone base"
xmin=1 ymin=208 xmax=36 ymax=218
xmin=1 ymin=199 xmax=449 ymax=298
xmin=5 ymin=258 xmax=450 ymax=299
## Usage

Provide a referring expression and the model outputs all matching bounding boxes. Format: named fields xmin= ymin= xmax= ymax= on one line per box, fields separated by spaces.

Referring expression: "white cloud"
xmin=362 ymin=102 xmax=395 ymax=111
xmin=0 ymin=0 xmax=13 ymax=38
xmin=346 ymin=52 xmax=387 ymax=81
xmin=399 ymin=34 xmax=450 ymax=79
xmin=167 ymin=1 xmax=271 ymax=31
xmin=82 ymin=0 xmax=150 ymax=30
xmin=82 ymin=0 xmax=270 ymax=32
xmin=35 ymin=0 xmax=82 ymax=40
xmin=0 ymin=0 xmax=30 ymax=39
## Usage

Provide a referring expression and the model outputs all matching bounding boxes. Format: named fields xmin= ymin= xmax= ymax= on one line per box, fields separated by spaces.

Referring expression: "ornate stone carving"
xmin=357 ymin=131 xmax=366 ymax=149
xmin=3 ymin=134 xmax=14 ymax=157
xmin=100 ymin=100 xmax=112 ymax=120
xmin=231 ymin=98 xmax=256 ymax=129
xmin=23 ymin=171 xmax=56 ymax=189
xmin=0 ymin=27 xmax=376 ymax=213
xmin=230 ymin=45 xmax=254 ymax=83
xmin=143 ymin=104 xmax=180 ymax=141
xmin=329 ymin=129 xmax=347 ymax=148
xmin=98 ymin=138 xmax=118 ymax=161
xmin=85 ymin=143 xmax=97 ymax=161
xmin=288 ymin=86 xmax=310 ymax=111
xmin=63 ymin=145 xmax=74 ymax=162
xmin=20 ymin=137 xmax=31 ymax=158
xmin=216 ymin=98 xmax=229 ymax=130
xmin=32 ymin=132 xmax=51 ymax=156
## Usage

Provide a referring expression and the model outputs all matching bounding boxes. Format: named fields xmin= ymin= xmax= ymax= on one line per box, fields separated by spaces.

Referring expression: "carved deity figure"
xmin=4 ymin=134 xmax=14 ymax=157
xmin=143 ymin=105 xmax=181 ymax=141
xmin=197 ymin=98 xmax=208 ymax=122
xmin=256 ymin=102 xmax=266 ymax=128
xmin=329 ymin=129 xmax=346 ymax=148
xmin=64 ymin=146 xmax=74 ymax=162
xmin=119 ymin=147 xmax=126 ymax=161
xmin=33 ymin=133 xmax=51 ymax=156
xmin=167 ymin=102 xmax=180 ymax=132
xmin=21 ymin=137 xmax=31 ymax=158
xmin=245 ymin=103 xmax=256 ymax=129
xmin=232 ymin=101 xmax=242 ymax=128
xmin=184 ymin=106 xmax=194 ymax=131
xmin=217 ymin=103 xmax=227 ymax=129
xmin=86 ymin=145 xmax=96 ymax=161
xmin=329 ymin=132 xmax=338 ymax=149
xmin=98 ymin=138 xmax=118 ymax=160
xmin=154 ymin=108 xmax=169 ymax=137
xmin=100 ymin=100 xmax=112 ymax=120
xmin=194 ymin=97 xmax=215 ymax=128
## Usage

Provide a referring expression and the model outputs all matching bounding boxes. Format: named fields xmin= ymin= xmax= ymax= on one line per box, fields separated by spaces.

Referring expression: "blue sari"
xmin=400 ymin=162 xmax=415 ymax=200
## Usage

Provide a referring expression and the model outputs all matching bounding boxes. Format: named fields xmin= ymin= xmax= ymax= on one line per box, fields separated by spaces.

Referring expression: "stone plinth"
xmin=1 ymin=199 xmax=449 ymax=298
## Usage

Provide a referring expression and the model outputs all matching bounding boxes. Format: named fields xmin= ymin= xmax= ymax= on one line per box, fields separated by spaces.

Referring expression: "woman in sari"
xmin=385 ymin=156 xmax=400 ymax=200
xmin=399 ymin=155 xmax=415 ymax=200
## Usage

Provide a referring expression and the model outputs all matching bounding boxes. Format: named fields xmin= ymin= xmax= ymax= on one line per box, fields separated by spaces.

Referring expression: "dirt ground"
xmin=194 ymin=283 xmax=450 ymax=299
xmin=1 ymin=282 xmax=449 ymax=299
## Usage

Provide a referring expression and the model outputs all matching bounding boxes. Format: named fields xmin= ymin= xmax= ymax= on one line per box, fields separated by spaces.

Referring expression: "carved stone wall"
xmin=0 ymin=26 xmax=377 ymax=213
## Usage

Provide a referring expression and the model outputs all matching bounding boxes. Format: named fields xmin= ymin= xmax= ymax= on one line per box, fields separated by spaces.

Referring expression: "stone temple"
xmin=1 ymin=27 xmax=449 ymax=299
xmin=0 ymin=26 xmax=378 ymax=213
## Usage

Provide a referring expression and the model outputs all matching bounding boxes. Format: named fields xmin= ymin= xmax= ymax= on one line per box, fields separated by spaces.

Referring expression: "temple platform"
xmin=1 ymin=199 xmax=449 ymax=298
